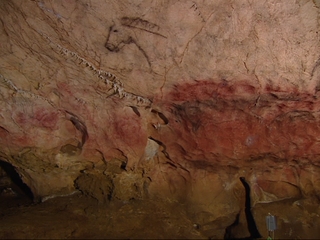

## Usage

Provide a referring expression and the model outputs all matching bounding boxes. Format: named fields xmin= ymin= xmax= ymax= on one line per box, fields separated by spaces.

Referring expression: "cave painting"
xmin=104 ymin=1 xmax=207 ymax=74
xmin=105 ymin=17 xmax=167 ymax=73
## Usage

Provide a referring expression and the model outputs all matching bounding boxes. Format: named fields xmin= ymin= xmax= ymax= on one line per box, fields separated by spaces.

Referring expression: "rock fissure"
xmin=240 ymin=177 xmax=262 ymax=239
xmin=0 ymin=160 xmax=34 ymax=200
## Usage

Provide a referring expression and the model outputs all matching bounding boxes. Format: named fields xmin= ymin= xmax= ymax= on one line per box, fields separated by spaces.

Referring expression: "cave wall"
xmin=0 ymin=0 xmax=320 ymax=238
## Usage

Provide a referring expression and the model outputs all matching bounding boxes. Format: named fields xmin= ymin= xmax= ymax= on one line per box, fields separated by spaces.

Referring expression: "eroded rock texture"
xmin=0 ymin=0 xmax=320 ymax=238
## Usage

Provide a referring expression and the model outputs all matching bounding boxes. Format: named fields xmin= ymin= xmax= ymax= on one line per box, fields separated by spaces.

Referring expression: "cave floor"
xmin=0 ymin=193 xmax=204 ymax=239
xmin=1 ymin=192 xmax=319 ymax=239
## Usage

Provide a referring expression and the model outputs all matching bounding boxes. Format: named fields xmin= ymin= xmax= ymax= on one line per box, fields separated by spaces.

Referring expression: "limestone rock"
xmin=74 ymin=171 xmax=113 ymax=203
xmin=0 ymin=0 xmax=320 ymax=238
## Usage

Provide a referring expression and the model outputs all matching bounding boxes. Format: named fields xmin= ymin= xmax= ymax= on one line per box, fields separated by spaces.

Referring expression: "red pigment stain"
xmin=113 ymin=109 xmax=146 ymax=149
xmin=14 ymin=109 xmax=59 ymax=130
xmin=159 ymin=79 xmax=320 ymax=161
xmin=15 ymin=112 xmax=29 ymax=125
xmin=33 ymin=108 xmax=59 ymax=129
xmin=13 ymin=134 xmax=31 ymax=146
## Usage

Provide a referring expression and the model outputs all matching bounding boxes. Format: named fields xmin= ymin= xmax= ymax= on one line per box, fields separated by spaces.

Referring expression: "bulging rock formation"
xmin=0 ymin=0 xmax=320 ymax=238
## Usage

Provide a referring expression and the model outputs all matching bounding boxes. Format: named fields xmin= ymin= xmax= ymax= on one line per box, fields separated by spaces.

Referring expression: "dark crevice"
xmin=157 ymin=111 xmax=169 ymax=124
xmin=120 ymin=161 xmax=127 ymax=170
xmin=0 ymin=126 xmax=9 ymax=133
xmin=130 ymin=106 xmax=141 ymax=117
xmin=240 ymin=177 xmax=262 ymax=239
xmin=148 ymin=137 xmax=171 ymax=160
xmin=165 ymin=161 xmax=177 ymax=168
xmin=0 ymin=160 xmax=34 ymax=200
xmin=95 ymin=149 xmax=107 ymax=166
xmin=151 ymin=109 xmax=169 ymax=124
xmin=224 ymin=178 xmax=261 ymax=239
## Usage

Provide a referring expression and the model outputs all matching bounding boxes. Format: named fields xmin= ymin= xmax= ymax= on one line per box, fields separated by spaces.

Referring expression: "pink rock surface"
xmin=0 ymin=0 xmax=320 ymax=238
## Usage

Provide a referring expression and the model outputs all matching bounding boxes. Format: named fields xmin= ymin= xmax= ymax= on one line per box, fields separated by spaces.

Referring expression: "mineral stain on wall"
xmin=157 ymin=79 xmax=320 ymax=163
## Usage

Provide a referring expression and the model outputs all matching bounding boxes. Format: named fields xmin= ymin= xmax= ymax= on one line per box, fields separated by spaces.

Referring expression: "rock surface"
xmin=0 ymin=0 xmax=320 ymax=238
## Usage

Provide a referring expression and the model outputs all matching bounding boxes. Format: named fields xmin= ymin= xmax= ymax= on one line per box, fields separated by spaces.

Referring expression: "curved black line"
xmin=70 ymin=116 xmax=88 ymax=147
xmin=65 ymin=111 xmax=88 ymax=148
xmin=132 ymin=39 xmax=152 ymax=68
